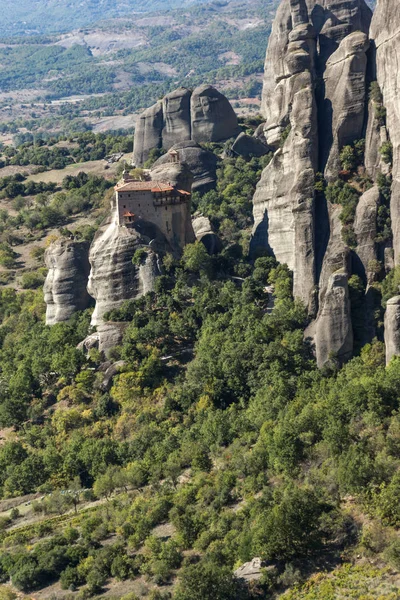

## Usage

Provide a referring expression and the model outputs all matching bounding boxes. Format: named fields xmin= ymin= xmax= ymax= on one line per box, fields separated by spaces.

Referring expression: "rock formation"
xmin=231 ymin=132 xmax=270 ymax=158
xmin=88 ymin=214 xmax=162 ymax=327
xmin=252 ymin=2 xmax=319 ymax=311
xmin=133 ymin=102 xmax=163 ymax=168
xmin=133 ymin=85 xmax=239 ymax=166
xmin=370 ymin=0 xmax=400 ymax=263
xmin=354 ymin=185 xmax=379 ymax=282
xmin=253 ymin=0 xmax=373 ymax=362
xmin=44 ymin=239 xmax=91 ymax=325
xmin=192 ymin=215 xmax=222 ymax=255
xmin=261 ymin=0 xmax=372 ymax=146
xmin=385 ymin=297 xmax=400 ymax=365
xmin=315 ymin=272 xmax=353 ymax=368
xmin=322 ymin=31 xmax=370 ymax=179
xmin=190 ymin=85 xmax=239 ymax=144
xmin=152 ymin=141 xmax=218 ymax=193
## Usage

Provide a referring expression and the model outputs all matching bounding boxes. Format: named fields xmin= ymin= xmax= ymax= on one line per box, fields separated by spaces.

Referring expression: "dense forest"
xmin=0 ymin=133 xmax=398 ymax=599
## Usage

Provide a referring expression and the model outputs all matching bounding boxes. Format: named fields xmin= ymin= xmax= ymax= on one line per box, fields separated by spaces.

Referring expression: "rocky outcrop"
xmin=133 ymin=85 xmax=238 ymax=166
xmin=354 ymin=185 xmax=379 ymax=282
xmin=192 ymin=215 xmax=222 ymax=255
xmin=315 ymin=271 xmax=353 ymax=368
xmin=365 ymin=100 xmax=390 ymax=179
xmin=252 ymin=3 xmax=318 ymax=311
xmin=87 ymin=213 xmax=162 ymax=327
xmin=322 ymin=31 xmax=370 ymax=179
xmin=190 ymin=85 xmax=239 ymax=144
xmin=152 ymin=141 xmax=218 ymax=193
xmin=371 ymin=0 xmax=400 ymax=263
xmin=162 ymin=88 xmax=192 ymax=151
xmin=261 ymin=0 xmax=372 ymax=146
xmin=231 ymin=132 xmax=270 ymax=158
xmin=385 ymin=296 xmax=400 ymax=364
xmin=150 ymin=159 xmax=194 ymax=193
xmin=133 ymin=101 xmax=163 ymax=167
xmin=44 ymin=239 xmax=91 ymax=325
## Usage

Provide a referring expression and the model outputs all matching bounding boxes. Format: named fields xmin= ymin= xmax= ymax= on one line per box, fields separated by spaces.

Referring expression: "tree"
xmin=174 ymin=562 xmax=247 ymax=600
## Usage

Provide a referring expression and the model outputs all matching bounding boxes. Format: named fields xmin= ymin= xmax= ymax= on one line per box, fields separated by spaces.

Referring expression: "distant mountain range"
xmin=0 ymin=0 xmax=218 ymax=36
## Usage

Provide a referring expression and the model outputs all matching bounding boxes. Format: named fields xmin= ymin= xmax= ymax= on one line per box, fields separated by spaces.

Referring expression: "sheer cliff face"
xmin=133 ymin=85 xmax=239 ymax=166
xmin=261 ymin=0 xmax=372 ymax=145
xmin=254 ymin=0 xmax=372 ymax=365
xmin=44 ymin=239 xmax=91 ymax=326
xmin=87 ymin=214 xmax=161 ymax=327
xmin=371 ymin=1 xmax=400 ymax=263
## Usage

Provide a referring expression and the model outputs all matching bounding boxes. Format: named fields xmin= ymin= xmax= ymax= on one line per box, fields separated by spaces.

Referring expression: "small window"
xmin=165 ymin=206 xmax=167 ymax=211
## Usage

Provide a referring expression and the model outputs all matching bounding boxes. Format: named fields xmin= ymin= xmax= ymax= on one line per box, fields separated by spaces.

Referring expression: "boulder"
xmin=133 ymin=101 xmax=163 ymax=167
xmin=315 ymin=271 xmax=354 ymax=368
xmin=192 ymin=215 xmax=222 ymax=255
xmin=234 ymin=558 xmax=263 ymax=582
xmin=322 ymin=31 xmax=370 ymax=180
xmin=97 ymin=322 xmax=129 ymax=358
xmin=231 ymin=132 xmax=270 ymax=158
xmin=371 ymin=0 xmax=400 ymax=264
xmin=44 ymin=238 xmax=91 ymax=325
xmin=152 ymin=141 xmax=218 ymax=193
xmin=385 ymin=296 xmax=400 ymax=364
xmin=190 ymin=84 xmax=239 ymax=143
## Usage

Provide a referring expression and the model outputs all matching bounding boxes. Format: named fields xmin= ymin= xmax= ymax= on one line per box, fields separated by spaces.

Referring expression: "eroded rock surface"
xmin=371 ymin=0 xmax=400 ymax=263
xmin=133 ymin=86 xmax=238 ymax=167
xmin=385 ymin=296 xmax=400 ymax=364
xmin=354 ymin=185 xmax=379 ymax=282
xmin=252 ymin=2 xmax=318 ymax=311
xmin=192 ymin=215 xmax=222 ymax=255
xmin=322 ymin=31 xmax=370 ymax=179
xmin=44 ymin=239 xmax=91 ymax=325
xmin=315 ymin=272 xmax=353 ymax=368
xmin=231 ymin=132 xmax=270 ymax=158
xmin=152 ymin=141 xmax=218 ymax=193
xmin=88 ymin=215 xmax=161 ymax=327
xmin=261 ymin=0 xmax=372 ymax=146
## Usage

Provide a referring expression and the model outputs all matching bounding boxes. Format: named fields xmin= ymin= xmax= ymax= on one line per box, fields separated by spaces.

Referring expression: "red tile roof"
xmin=115 ymin=180 xmax=174 ymax=192
xmin=115 ymin=179 xmax=191 ymax=195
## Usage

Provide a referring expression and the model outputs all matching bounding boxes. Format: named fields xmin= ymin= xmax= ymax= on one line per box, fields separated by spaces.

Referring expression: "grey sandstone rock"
xmin=133 ymin=86 xmax=238 ymax=167
xmin=231 ymin=132 xmax=270 ymax=158
xmin=322 ymin=31 xmax=370 ymax=180
xmin=234 ymin=558 xmax=263 ymax=582
xmin=315 ymin=271 xmax=353 ymax=368
xmin=87 ymin=215 xmax=161 ymax=327
xmin=192 ymin=215 xmax=222 ymax=255
xmin=354 ymin=185 xmax=379 ymax=282
xmin=133 ymin=101 xmax=163 ymax=167
xmin=152 ymin=141 xmax=218 ymax=193
xmin=371 ymin=0 xmax=400 ymax=264
xmin=365 ymin=101 xmax=390 ymax=179
xmin=190 ymin=84 xmax=239 ymax=144
xmin=385 ymin=296 xmax=400 ymax=365
xmin=44 ymin=238 xmax=91 ymax=325
xmin=252 ymin=4 xmax=318 ymax=312
xmin=97 ymin=322 xmax=129 ymax=358
xmin=261 ymin=0 xmax=372 ymax=146
xmin=162 ymin=87 xmax=192 ymax=150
